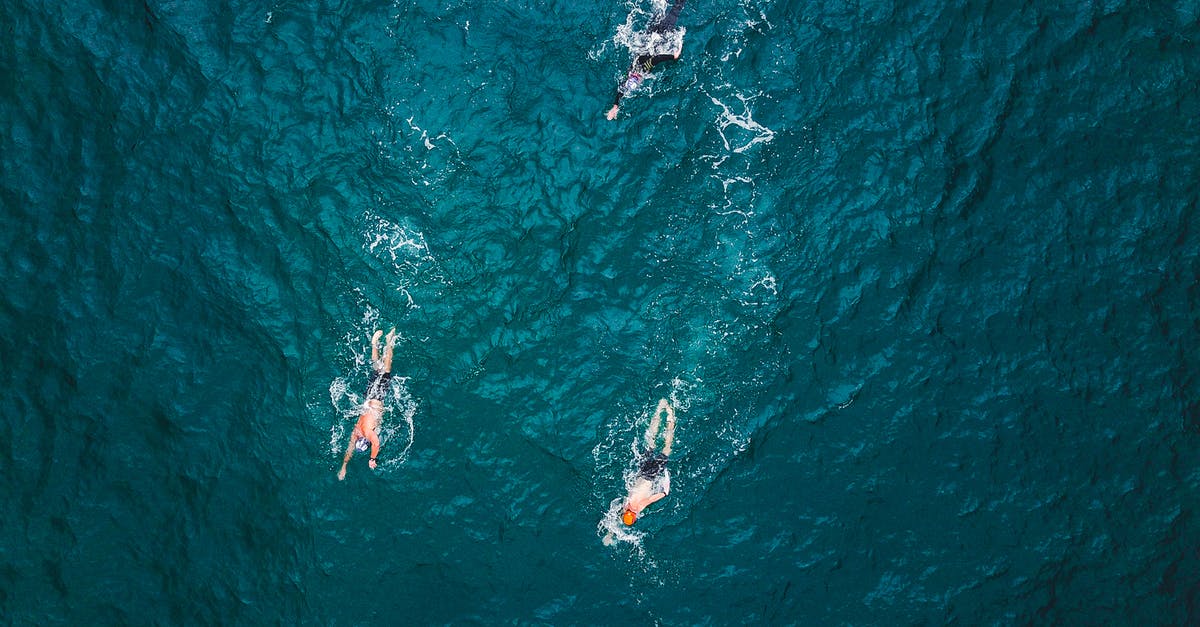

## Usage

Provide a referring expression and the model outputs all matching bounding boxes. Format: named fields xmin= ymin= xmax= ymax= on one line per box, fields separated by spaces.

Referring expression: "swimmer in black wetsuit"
xmin=621 ymin=398 xmax=677 ymax=525
xmin=605 ymin=0 xmax=687 ymax=120
xmin=338 ymin=328 xmax=396 ymax=480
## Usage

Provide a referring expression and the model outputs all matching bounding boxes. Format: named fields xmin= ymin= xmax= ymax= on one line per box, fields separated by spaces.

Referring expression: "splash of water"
xmin=328 ymin=371 xmax=417 ymax=466
xmin=613 ymin=0 xmax=687 ymax=59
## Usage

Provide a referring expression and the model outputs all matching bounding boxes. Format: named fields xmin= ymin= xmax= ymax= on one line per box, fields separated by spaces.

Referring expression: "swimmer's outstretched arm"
xmin=645 ymin=401 xmax=664 ymax=449
xmin=381 ymin=328 xmax=397 ymax=373
xmin=337 ymin=437 xmax=355 ymax=481
xmin=604 ymin=43 xmax=682 ymax=121
xmin=661 ymin=402 xmax=677 ymax=457
xmin=646 ymin=398 xmax=675 ymax=448
xmin=647 ymin=46 xmax=682 ymax=65
xmin=626 ymin=483 xmax=669 ymax=513
xmin=370 ymin=330 xmax=383 ymax=368
xmin=606 ymin=86 xmax=627 ymax=120
xmin=606 ymin=62 xmax=638 ymax=121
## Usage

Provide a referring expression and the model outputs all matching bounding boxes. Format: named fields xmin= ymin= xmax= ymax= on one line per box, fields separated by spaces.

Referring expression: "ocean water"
xmin=1 ymin=0 xmax=1197 ymax=623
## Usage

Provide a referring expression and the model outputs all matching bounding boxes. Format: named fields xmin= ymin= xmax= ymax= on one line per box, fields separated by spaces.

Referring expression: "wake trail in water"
xmin=316 ymin=214 xmax=446 ymax=475
xmin=363 ymin=212 xmax=445 ymax=309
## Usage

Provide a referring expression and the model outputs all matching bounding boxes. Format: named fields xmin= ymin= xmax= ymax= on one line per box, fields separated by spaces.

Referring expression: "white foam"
xmin=612 ymin=1 xmax=687 ymax=59
xmin=667 ymin=377 xmax=696 ymax=413
xmin=362 ymin=216 xmax=442 ymax=308
xmin=709 ymin=93 xmax=775 ymax=154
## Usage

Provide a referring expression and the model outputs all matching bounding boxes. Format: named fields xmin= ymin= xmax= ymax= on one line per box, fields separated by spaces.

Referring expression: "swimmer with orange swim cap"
xmin=620 ymin=398 xmax=677 ymax=525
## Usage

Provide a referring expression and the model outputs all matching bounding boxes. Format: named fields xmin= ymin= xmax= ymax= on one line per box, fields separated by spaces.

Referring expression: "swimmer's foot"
xmin=385 ymin=328 xmax=397 ymax=346
xmin=372 ymin=329 xmax=383 ymax=343
xmin=337 ymin=467 xmax=347 ymax=481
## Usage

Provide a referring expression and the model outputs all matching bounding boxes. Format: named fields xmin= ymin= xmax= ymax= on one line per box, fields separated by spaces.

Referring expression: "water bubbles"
xmin=749 ymin=273 xmax=777 ymax=296
xmin=667 ymin=376 xmax=697 ymax=412
xmin=619 ymin=28 xmax=686 ymax=59
xmin=365 ymin=217 xmax=429 ymax=264
xmin=328 ymin=378 xmax=348 ymax=407
xmin=358 ymin=305 xmax=381 ymax=332
xmin=716 ymin=419 xmax=750 ymax=456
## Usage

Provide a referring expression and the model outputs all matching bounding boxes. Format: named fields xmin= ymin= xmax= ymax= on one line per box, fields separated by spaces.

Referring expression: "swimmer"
xmin=337 ymin=328 xmax=396 ymax=480
xmin=621 ymin=398 xmax=677 ymax=525
xmin=605 ymin=0 xmax=686 ymax=121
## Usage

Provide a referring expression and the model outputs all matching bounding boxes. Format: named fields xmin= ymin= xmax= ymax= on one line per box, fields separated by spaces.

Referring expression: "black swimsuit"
xmin=635 ymin=53 xmax=678 ymax=73
xmin=613 ymin=54 xmax=678 ymax=105
xmin=366 ymin=369 xmax=391 ymax=401
xmin=637 ymin=449 xmax=669 ymax=480
xmin=650 ymin=0 xmax=686 ymax=33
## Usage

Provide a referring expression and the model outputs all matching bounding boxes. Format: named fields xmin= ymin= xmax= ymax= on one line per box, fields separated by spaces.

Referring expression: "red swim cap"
xmin=622 ymin=508 xmax=637 ymax=526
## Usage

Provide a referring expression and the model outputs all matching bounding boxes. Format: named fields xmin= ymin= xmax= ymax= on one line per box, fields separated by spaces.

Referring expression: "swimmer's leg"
xmin=645 ymin=401 xmax=664 ymax=450
xmin=650 ymin=0 xmax=686 ymax=32
xmin=382 ymin=328 xmax=397 ymax=373
xmin=371 ymin=330 xmax=383 ymax=370
xmin=661 ymin=400 xmax=677 ymax=456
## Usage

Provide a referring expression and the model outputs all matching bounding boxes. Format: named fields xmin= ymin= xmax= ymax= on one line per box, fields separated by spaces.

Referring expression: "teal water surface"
xmin=2 ymin=0 xmax=1198 ymax=623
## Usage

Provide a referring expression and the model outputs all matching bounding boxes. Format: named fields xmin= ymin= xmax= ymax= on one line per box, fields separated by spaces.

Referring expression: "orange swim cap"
xmin=622 ymin=509 xmax=637 ymax=526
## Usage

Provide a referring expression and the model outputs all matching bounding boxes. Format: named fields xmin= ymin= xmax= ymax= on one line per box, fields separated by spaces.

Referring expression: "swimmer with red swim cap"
xmin=620 ymin=398 xmax=677 ymax=525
